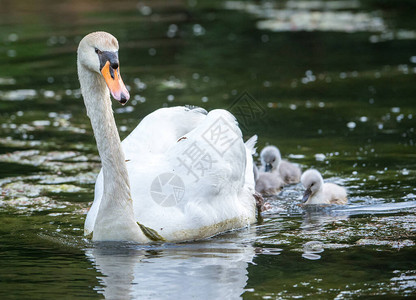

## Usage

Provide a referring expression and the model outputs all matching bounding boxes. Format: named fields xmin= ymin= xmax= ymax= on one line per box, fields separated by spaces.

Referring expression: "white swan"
xmin=301 ymin=169 xmax=347 ymax=205
xmin=259 ymin=145 xmax=301 ymax=185
xmin=78 ymin=32 xmax=257 ymax=242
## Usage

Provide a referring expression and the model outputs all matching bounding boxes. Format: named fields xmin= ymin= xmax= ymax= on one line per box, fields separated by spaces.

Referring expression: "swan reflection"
xmin=85 ymin=230 xmax=256 ymax=299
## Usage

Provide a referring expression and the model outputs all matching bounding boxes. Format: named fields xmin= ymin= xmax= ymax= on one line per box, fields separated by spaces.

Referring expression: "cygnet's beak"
xmin=101 ymin=60 xmax=130 ymax=105
xmin=302 ymin=188 xmax=312 ymax=203
xmin=265 ymin=163 xmax=272 ymax=172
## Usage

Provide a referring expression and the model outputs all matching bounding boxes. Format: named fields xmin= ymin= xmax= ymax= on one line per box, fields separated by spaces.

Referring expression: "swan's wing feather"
xmin=165 ymin=109 xmax=246 ymax=191
xmin=150 ymin=109 xmax=255 ymax=231
xmin=122 ymin=106 xmax=207 ymax=157
xmin=244 ymin=135 xmax=257 ymax=188
xmin=244 ymin=135 xmax=257 ymax=155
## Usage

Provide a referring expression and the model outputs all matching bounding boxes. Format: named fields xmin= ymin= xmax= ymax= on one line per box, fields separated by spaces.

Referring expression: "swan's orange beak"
xmin=101 ymin=61 xmax=130 ymax=105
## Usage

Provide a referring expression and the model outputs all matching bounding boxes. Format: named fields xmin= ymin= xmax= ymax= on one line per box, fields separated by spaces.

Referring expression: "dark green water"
xmin=0 ymin=0 xmax=415 ymax=299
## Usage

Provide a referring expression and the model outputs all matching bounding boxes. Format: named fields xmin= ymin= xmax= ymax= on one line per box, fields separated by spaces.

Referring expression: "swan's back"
xmin=122 ymin=106 xmax=207 ymax=156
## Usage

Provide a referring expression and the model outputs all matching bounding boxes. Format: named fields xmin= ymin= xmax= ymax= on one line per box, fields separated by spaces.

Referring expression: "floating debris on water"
xmin=347 ymin=121 xmax=357 ymax=129
xmin=315 ymin=153 xmax=326 ymax=161
xmin=256 ymin=247 xmax=283 ymax=255
xmin=0 ymin=172 xmax=96 ymax=215
xmin=288 ymin=154 xmax=305 ymax=159
xmin=33 ymin=120 xmax=51 ymax=127
xmin=225 ymin=1 xmax=386 ymax=33
xmin=0 ymin=196 xmax=60 ymax=212
xmin=302 ymin=253 xmax=321 ymax=260
xmin=38 ymin=173 xmax=97 ymax=185
xmin=2 ymin=181 xmax=84 ymax=198
xmin=303 ymin=241 xmax=324 ymax=253
xmin=160 ymin=78 xmax=186 ymax=90
xmin=285 ymin=0 xmax=361 ymax=10
xmin=0 ymin=137 xmax=41 ymax=147
xmin=356 ymin=239 xmax=415 ymax=249
xmin=193 ymin=24 xmax=206 ymax=36
xmin=302 ymin=240 xmax=324 ymax=260
xmin=0 ymin=149 xmax=100 ymax=168
xmin=0 ymin=89 xmax=37 ymax=101
xmin=115 ymin=106 xmax=135 ymax=114
xmin=0 ymin=77 xmax=16 ymax=85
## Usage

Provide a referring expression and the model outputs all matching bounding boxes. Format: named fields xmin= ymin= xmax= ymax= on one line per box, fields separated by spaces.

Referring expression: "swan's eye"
xmin=272 ymin=158 xmax=275 ymax=162
xmin=95 ymin=48 xmax=102 ymax=55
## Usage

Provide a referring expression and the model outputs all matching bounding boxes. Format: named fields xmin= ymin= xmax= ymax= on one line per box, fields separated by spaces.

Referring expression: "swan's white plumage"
xmin=84 ymin=106 xmax=257 ymax=241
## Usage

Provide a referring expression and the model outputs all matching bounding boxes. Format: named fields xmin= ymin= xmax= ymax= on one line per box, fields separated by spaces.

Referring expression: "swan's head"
xmin=260 ymin=145 xmax=281 ymax=172
xmin=301 ymin=169 xmax=324 ymax=203
xmin=77 ymin=31 xmax=130 ymax=104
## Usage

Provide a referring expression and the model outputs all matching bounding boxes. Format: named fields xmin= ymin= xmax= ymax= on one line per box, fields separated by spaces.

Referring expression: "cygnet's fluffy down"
xmin=259 ymin=145 xmax=301 ymax=185
xmin=301 ymin=169 xmax=347 ymax=205
xmin=279 ymin=160 xmax=301 ymax=185
xmin=255 ymin=170 xmax=284 ymax=196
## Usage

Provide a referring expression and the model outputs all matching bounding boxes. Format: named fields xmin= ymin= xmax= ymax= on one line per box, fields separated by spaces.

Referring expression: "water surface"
xmin=0 ymin=0 xmax=415 ymax=299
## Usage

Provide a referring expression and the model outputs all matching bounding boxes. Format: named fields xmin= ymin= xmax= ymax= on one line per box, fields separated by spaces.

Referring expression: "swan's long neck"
xmin=79 ymin=66 xmax=129 ymax=200
xmin=78 ymin=64 xmax=144 ymax=241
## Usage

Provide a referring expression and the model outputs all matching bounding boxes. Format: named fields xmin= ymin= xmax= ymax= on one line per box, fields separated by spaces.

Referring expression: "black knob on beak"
xmin=99 ymin=50 xmax=120 ymax=71
xmin=110 ymin=61 xmax=119 ymax=70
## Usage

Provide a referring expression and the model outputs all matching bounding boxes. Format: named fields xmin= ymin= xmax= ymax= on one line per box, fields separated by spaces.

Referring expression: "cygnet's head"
xmin=300 ymin=169 xmax=324 ymax=203
xmin=260 ymin=145 xmax=281 ymax=172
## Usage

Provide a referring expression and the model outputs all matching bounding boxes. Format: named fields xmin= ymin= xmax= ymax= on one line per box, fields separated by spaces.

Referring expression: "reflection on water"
xmin=86 ymin=231 xmax=256 ymax=299
xmin=300 ymin=206 xmax=349 ymax=231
